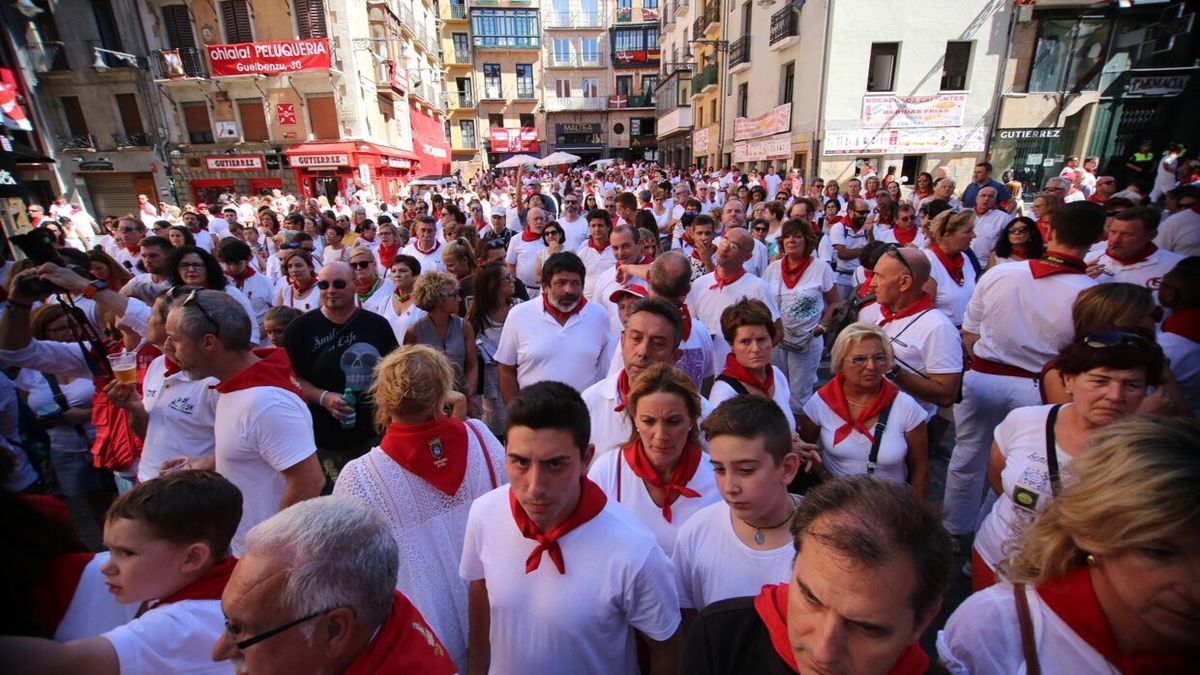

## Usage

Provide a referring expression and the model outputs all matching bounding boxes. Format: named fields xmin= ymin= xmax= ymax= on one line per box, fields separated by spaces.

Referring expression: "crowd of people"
xmin=1 ymin=151 xmax=1198 ymax=674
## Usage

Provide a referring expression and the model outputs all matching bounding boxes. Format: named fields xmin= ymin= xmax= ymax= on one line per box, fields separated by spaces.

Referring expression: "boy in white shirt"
xmin=0 ymin=471 xmax=241 ymax=674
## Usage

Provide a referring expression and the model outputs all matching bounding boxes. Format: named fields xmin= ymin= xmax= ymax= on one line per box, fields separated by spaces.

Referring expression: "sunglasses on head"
xmin=183 ymin=289 xmax=221 ymax=338
xmin=317 ymin=279 xmax=348 ymax=290
xmin=881 ymin=243 xmax=913 ymax=275
xmin=1082 ymin=330 xmax=1153 ymax=350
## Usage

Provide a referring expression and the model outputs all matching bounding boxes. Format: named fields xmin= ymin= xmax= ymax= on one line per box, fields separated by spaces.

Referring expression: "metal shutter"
xmin=84 ymin=176 xmax=140 ymax=219
xmin=220 ymin=0 xmax=253 ymax=44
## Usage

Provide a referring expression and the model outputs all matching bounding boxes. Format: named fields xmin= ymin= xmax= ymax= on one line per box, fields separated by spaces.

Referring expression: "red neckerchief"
xmin=1029 ymin=251 xmax=1087 ymax=279
xmin=1106 ymin=242 xmax=1158 ymax=266
xmin=622 ymin=438 xmax=702 ymax=523
xmin=773 ymin=579 xmax=957 ymax=673
xmin=125 ymin=245 xmax=140 ymax=255
xmin=613 ymin=369 xmax=632 ymax=412
xmin=377 ymin=243 xmax=399 ymax=269
xmin=587 ymin=238 xmax=609 ymax=253
xmin=520 ymin=228 xmax=541 ymax=242
xmin=542 ymin=293 xmax=587 ymax=326
xmin=709 ymin=267 xmax=747 ymax=290
xmin=1036 ymin=217 xmax=1052 ymax=241
xmin=892 ymin=225 xmax=917 ymax=245
xmin=878 ymin=292 xmax=935 ymax=326
xmin=229 ymin=266 xmax=256 ymax=290
xmin=509 ymin=478 xmax=607 ymax=575
xmin=163 ymin=355 xmax=183 ymax=377
xmin=151 ymin=556 xmax=237 ymax=608
xmin=781 ymin=255 xmax=814 ymax=289
xmin=638 ymin=254 xmax=654 ymax=264
xmin=816 ymin=373 xmax=899 ymax=444
xmin=914 ymin=187 xmax=931 ymax=199
xmin=931 ymin=244 xmax=965 ymax=286
xmin=415 ymin=239 xmax=441 ymax=255
xmin=379 ymin=416 xmax=469 ymax=496
xmin=1162 ymin=307 xmax=1200 ymax=343
xmin=974 ymin=205 xmax=993 ymax=216
xmin=290 ymin=276 xmax=317 ymax=295
xmin=826 ymin=215 xmax=845 ymax=228
xmin=721 ymin=352 xmax=774 ymax=396
xmin=1038 ymin=567 xmax=1197 ymax=674
xmin=681 ymin=232 xmax=695 ymax=248
xmin=856 ymin=270 xmax=875 ymax=299
xmin=1010 ymin=243 xmax=1029 ymax=261
xmin=212 ymin=347 xmax=303 ymax=396
xmin=677 ymin=303 xmax=693 ymax=341
xmin=344 ymin=591 xmax=456 ymax=675
xmin=356 ymin=276 xmax=382 ymax=303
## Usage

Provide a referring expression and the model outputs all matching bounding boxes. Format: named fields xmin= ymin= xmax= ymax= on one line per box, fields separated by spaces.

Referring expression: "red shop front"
xmin=285 ymin=141 xmax=418 ymax=202
xmin=408 ymin=105 xmax=452 ymax=176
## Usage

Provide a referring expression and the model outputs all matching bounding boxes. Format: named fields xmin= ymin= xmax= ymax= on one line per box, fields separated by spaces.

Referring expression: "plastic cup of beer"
xmin=108 ymin=351 xmax=137 ymax=384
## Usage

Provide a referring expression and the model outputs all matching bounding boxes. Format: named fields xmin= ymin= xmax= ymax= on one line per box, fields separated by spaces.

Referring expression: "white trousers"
xmin=943 ymin=369 xmax=1041 ymax=535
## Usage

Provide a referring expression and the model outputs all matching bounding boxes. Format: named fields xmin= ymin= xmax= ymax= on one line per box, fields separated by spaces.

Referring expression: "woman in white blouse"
xmin=923 ymin=209 xmax=977 ymax=327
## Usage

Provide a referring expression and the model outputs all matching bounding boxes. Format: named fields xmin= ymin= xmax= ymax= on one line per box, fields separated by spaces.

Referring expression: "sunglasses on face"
xmin=753 ymin=226 xmax=768 ymax=233
xmin=1009 ymin=226 xmax=1030 ymax=234
xmin=317 ymin=279 xmax=349 ymax=290
xmin=350 ymin=261 xmax=373 ymax=269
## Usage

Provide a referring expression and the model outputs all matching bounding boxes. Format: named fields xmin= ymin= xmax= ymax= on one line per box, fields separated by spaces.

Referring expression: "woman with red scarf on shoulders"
xmin=799 ymin=323 xmax=929 ymax=499
xmin=922 ymin=210 xmax=977 ymax=327
xmin=332 ymin=345 xmax=505 ymax=672
xmin=988 ymin=216 xmax=1045 ymax=268
xmin=939 ymin=416 xmax=1200 ymax=675
xmin=709 ymin=299 xmax=796 ymax=431
xmin=587 ymin=363 xmax=720 ymax=554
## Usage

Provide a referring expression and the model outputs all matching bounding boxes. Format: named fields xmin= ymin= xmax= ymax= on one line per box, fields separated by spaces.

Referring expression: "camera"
xmin=10 ymin=229 xmax=91 ymax=297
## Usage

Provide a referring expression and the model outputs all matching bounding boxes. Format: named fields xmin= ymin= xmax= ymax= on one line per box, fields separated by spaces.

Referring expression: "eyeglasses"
xmin=183 ymin=289 xmax=220 ymax=338
xmin=350 ymin=260 xmax=373 ymax=269
xmin=1009 ymin=226 xmax=1030 ymax=234
xmin=544 ymin=230 xmax=563 ymax=238
xmin=317 ymin=279 xmax=349 ymax=290
xmin=224 ymin=607 xmax=341 ymax=651
xmin=1082 ymin=330 xmax=1153 ymax=350
xmin=178 ymin=262 xmax=207 ymax=270
xmin=851 ymin=209 xmax=870 ymax=214
xmin=753 ymin=226 xmax=768 ymax=233
xmin=848 ymin=354 xmax=888 ymax=367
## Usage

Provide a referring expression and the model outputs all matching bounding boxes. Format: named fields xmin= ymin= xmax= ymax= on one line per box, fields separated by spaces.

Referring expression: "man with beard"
xmin=126 ymin=235 xmax=174 ymax=296
xmin=495 ymin=252 xmax=611 ymax=404
xmin=829 ymin=198 xmax=874 ymax=298
xmin=557 ymin=193 xmax=588 ymax=251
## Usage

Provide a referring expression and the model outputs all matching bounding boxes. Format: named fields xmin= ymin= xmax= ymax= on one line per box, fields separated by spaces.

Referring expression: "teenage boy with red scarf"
xmin=681 ymin=474 xmax=952 ymax=675
xmin=460 ymin=382 xmax=682 ymax=675
xmin=1 ymin=471 xmax=242 ymax=674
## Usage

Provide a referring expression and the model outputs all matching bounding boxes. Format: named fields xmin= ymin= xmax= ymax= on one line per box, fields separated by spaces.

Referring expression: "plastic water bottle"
xmin=340 ymin=388 xmax=356 ymax=430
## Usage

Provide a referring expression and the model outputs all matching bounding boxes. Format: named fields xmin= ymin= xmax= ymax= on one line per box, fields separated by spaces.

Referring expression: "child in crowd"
xmin=263 ymin=305 xmax=303 ymax=347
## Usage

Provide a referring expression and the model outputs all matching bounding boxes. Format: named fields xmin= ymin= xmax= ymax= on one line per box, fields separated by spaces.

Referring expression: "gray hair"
xmin=935 ymin=177 xmax=957 ymax=191
xmin=830 ymin=322 xmax=894 ymax=375
xmin=174 ymin=289 xmax=251 ymax=351
xmin=244 ymin=496 xmax=398 ymax=629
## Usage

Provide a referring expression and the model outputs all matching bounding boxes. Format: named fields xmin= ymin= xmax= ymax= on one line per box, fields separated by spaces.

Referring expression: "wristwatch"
xmin=885 ymin=365 xmax=902 ymax=381
xmin=81 ymin=279 xmax=108 ymax=299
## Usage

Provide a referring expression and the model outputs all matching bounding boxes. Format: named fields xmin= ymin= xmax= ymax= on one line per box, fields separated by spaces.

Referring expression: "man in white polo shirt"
xmin=496 ymin=251 xmax=611 ymax=403
xmin=399 ymin=216 xmax=447 ymax=274
xmin=163 ymin=289 xmax=325 ymax=556
xmin=970 ymin=186 xmax=1011 ymax=268
xmin=578 ymin=208 xmax=616 ymax=300
xmin=687 ymin=227 xmax=781 ymax=367
xmin=557 ymin=194 xmax=588 ymax=251
xmin=944 ymin=201 xmax=1103 ymax=541
xmin=717 ymin=200 xmax=768 ymax=278
xmin=461 ymin=382 xmax=681 ymax=675
xmin=1093 ymin=206 xmax=1185 ymax=300
xmin=506 ymin=206 xmax=549 ymax=295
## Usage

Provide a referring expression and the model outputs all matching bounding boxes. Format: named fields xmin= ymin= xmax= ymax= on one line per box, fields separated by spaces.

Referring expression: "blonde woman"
xmin=333 ymin=345 xmax=505 ymax=672
xmin=404 ymin=271 xmax=477 ymax=402
xmin=923 ymin=210 xmax=977 ymax=326
xmin=939 ymin=417 xmax=1200 ymax=674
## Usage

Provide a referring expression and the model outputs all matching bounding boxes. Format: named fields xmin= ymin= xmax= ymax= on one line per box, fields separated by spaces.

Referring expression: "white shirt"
xmin=588 ymin=449 xmax=722 ymax=554
xmin=972 ymin=208 xmax=1012 ymax=266
xmin=828 ymin=223 xmax=869 ymax=278
xmin=222 ymin=285 xmax=261 ymax=345
xmin=231 ymin=272 xmax=275 ymax=339
xmin=802 ymin=389 xmax=926 ymax=485
xmin=577 ymin=242 xmax=617 ymax=300
xmin=137 ymin=356 xmax=219 ymax=482
xmin=866 ymin=304 xmax=963 ymax=418
xmin=558 ymin=215 xmax=589 ymax=251
xmin=671 ymin=500 xmax=795 ymax=610
xmin=874 ymin=227 xmax=927 ymax=249
xmin=708 ymin=366 xmax=795 ymax=433
xmin=114 ymin=246 xmax=141 ymax=273
xmin=275 ymin=279 xmax=320 ymax=312
xmin=380 ymin=298 xmax=427 ymax=344
xmin=460 ymin=486 xmax=681 ymax=675
xmin=215 ymin=383 xmax=316 ymax=556
xmin=974 ymin=404 xmax=1074 ymax=571
xmin=686 ymin=272 xmax=780 ymax=369
xmin=764 ymin=257 xmax=836 ymax=346
xmin=1159 ymin=328 xmax=1200 ymax=416
xmin=924 ymin=247 xmax=977 ymax=326
xmin=1096 ymin=246 xmax=1185 ymax=300
xmin=400 ymin=241 xmax=448 ymax=275
xmin=505 ymin=235 xmax=548 ymax=289
xmin=964 ymin=260 xmax=1096 ymax=374
xmin=55 ymin=552 xmax=139 ymax=642
xmin=494 ymin=299 xmax=610 ymax=392
xmin=1155 ymin=207 xmax=1200 ymax=257
xmin=355 ymin=276 xmax=394 ymax=315
xmin=103 ymin=599 xmax=230 ymax=675
xmin=762 ymin=173 xmax=782 ymax=200
xmin=582 ymin=370 xmax=716 ymax=458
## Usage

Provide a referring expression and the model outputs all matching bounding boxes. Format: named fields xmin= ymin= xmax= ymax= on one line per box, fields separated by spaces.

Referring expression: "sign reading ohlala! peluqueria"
xmin=204 ymin=155 xmax=265 ymax=171
xmin=207 ymin=39 xmax=331 ymax=76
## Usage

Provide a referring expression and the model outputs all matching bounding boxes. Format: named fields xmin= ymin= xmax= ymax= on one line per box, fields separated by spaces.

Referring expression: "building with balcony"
xmin=654 ymin=0 xmax=693 ymax=168
xmin=689 ymin=0 xmax=721 ymax=169
xmin=608 ymin=0 xmax=660 ymax=161
xmin=542 ymin=0 xmax=609 ymax=162
xmin=137 ymin=0 xmax=449 ymax=204
xmin=441 ymin=0 xmax=482 ymax=177
xmin=469 ymin=0 xmax=545 ymax=166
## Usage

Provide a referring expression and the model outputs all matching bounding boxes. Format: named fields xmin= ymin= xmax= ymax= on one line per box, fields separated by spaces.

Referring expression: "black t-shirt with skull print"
xmin=284 ymin=307 xmax=399 ymax=450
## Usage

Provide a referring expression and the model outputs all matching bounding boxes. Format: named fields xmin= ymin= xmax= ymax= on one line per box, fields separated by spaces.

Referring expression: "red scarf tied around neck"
xmin=677 ymin=303 xmax=693 ymax=341
xmin=721 ymin=352 xmax=774 ymax=395
xmin=892 ymin=225 xmax=917 ymax=246
xmin=753 ymin=583 xmax=931 ymax=675
xmin=542 ymin=293 xmax=587 ymax=325
xmin=613 ymin=369 xmax=632 ymax=412
xmin=521 ymin=228 xmax=541 ymax=242
xmin=781 ymin=255 xmax=814 ymax=290
xmin=931 ymin=244 xmax=965 ymax=286
xmin=856 ymin=270 xmax=875 ymax=299
xmin=1162 ymin=307 xmax=1200 ymax=343
xmin=709 ymin=267 xmax=747 ymax=290
xmin=817 ymin=373 xmax=899 ymax=445
xmin=377 ymin=243 xmax=399 ymax=270
xmin=622 ymin=438 xmax=702 ymax=523
xmin=379 ymin=416 xmax=469 ymax=496
xmin=510 ymin=478 xmax=607 ymax=575
xmin=1106 ymin=242 xmax=1158 ymax=266
xmin=587 ymin=238 xmax=609 ymax=254
xmin=878 ymin=292 xmax=934 ymax=327
xmin=230 ymin=266 xmax=256 ymax=290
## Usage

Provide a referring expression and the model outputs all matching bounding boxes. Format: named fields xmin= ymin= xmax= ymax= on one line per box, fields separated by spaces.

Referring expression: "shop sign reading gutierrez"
xmin=204 ymin=155 xmax=265 ymax=171
xmin=291 ymin=154 xmax=350 ymax=168
xmin=207 ymin=39 xmax=331 ymax=76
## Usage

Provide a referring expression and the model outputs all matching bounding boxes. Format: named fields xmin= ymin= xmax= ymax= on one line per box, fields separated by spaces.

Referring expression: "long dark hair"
xmin=467 ymin=262 xmax=512 ymax=335
xmin=993 ymin=216 xmax=1045 ymax=260
xmin=167 ymin=245 xmax=228 ymax=289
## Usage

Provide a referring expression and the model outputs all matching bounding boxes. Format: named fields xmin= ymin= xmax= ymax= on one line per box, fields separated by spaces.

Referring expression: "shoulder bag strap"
xmin=866 ymin=404 xmax=893 ymax=475
xmin=715 ymin=374 xmax=750 ymax=396
xmin=465 ymin=419 xmax=497 ymax=489
xmin=1013 ymin=583 xmax=1042 ymax=675
xmin=1044 ymin=405 xmax=1062 ymax=496
xmin=42 ymin=374 xmax=89 ymax=441
xmin=616 ymin=449 xmax=622 ymax=502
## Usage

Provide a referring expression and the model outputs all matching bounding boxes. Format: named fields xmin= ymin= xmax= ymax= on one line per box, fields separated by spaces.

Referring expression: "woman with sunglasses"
xmin=531 ymin=223 xmax=566 ymax=287
xmin=970 ymin=331 xmax=1165 ymax=591
xmin=275 ymin=249 xmax=320 ymax=312
xmin=167 ymin=245 xmax=260 ymax=343
xmin=799 ymin=323 xmax=929 ymax=499
xmin=989 ymin=216 xmax=1045 ymax=268
xmin=910 ymin=172 xmax=935 ymax=213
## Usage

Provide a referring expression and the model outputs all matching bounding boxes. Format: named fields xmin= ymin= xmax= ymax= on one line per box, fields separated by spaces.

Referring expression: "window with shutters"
xmin=306 ymin=96 xmax=339 ymax=139
xmin=115 ymin=94 xmax=145 ymax=135
xmin=92 ymin=0 xmax=123 ymax=51
xmin=555 ymin=79 xmax=571 ymax=98
xmin=61 ymin=97 xmax=89 ymax=136
xmin=161 ymin=5 xmax=196 ymax=49
xmin=220 ymin=0 xmax=253 ymax=43
xmin=294 ymin=0 xmax=327 ymax=39
xmin=181 ymin=102 xmax=213 ymax=143
xmin=238 ymin=99 xmax=269 ymax=141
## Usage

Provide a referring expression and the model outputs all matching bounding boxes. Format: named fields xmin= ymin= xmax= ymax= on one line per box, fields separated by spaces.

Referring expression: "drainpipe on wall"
xmin=813 ymin=0 xmax=833 ymax=178
xmin=985 ymin=1 xmax=1018 ymax=159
